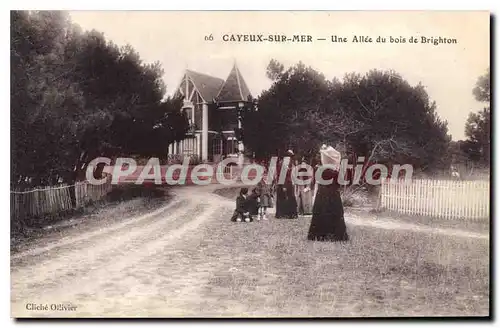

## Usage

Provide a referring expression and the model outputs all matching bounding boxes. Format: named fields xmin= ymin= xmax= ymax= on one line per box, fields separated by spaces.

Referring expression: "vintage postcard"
xmin=10 ymin=11 xmax=490 ymax=318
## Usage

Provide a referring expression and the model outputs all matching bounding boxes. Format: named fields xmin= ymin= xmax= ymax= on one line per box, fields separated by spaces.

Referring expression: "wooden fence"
xmin=380 ymin=179 xmax=490 ymax=220
xmin=74 ymin=180 xmax=113 ymax=207
xmin=11 ymin=179 xmax=113 ymax=222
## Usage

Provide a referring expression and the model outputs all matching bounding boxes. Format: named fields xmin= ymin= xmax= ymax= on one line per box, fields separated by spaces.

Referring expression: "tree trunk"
xmin=68 ymin=170 xmax=78 ymax=208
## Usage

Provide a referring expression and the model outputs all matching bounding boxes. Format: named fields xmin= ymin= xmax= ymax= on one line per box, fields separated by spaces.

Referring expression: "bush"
xmin=340 ymin=185 xmax=373 ymax=207
xmin=106 ymin=185 xmax=167 ymax=202
xmin=166 ymin=154 xmax=202 ymax=165
xmin=189 ymin=155 xmax=202 ymax=165
xmin=167 ymin=154 xmax=184 ymax=164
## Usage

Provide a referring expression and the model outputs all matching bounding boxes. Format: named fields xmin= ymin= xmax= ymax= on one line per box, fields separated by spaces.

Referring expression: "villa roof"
xmin=180 ymin=63 xmax=252 ymax=104
xmin=216 ymin=63 xmax=252 ymax=103
xmin=185 ymin=69 xmax=225 ymax=103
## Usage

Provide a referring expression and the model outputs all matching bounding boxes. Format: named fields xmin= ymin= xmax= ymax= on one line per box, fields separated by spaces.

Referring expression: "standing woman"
xmin=307 ymin=145 xmax=349 ymax=242
xmin=275 ymin=150 xmax=298 ymax=219
xmin=295 ymin=157 xmax=314 ymax=215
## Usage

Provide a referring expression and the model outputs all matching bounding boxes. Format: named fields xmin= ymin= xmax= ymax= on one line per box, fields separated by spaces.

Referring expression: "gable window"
xmin=183 ymin=104 xmax=196 ymax=132
xmin=184 ymin=108 xmax=193 ymax=125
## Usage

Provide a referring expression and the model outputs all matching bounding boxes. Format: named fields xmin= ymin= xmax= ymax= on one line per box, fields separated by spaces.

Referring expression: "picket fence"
xmin=380 ymin=179 xmax=490 ymax=220
xmin=11 ymin=179 xmax=113 ymax=221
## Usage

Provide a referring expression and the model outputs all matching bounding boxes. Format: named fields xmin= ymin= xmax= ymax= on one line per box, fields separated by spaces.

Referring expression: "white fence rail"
xmin=380 ymin=179 xmax=490 ymax=220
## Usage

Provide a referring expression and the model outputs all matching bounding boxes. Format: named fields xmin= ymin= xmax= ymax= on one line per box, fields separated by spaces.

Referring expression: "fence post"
xmin=376 ymin=180 xmax=383 ymax=211
xmin=11 ymin=179 xmax=114 ymax=228
xmin=377 ymin=178 xmax=489 ymax=220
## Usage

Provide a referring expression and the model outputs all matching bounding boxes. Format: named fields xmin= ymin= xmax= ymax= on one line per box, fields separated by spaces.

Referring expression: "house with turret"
xmin=169 ymin=63 xmax=254 ymax=164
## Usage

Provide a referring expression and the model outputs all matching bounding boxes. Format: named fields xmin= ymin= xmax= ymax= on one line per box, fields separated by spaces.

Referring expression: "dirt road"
xmin=11 ymin=184 xmax=489 ymax=318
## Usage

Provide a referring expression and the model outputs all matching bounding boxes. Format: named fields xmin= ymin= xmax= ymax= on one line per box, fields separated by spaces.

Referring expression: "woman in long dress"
xmin=295 ymin=158 xmax=314 ymax=215
xmin=275 ymin=150 xmax=298 ymax=219
xmin=307 ymin=145 xmax=349 ymax=242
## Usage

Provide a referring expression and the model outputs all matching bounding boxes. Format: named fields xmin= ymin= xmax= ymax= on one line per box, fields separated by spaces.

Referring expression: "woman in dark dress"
xmin=307 ymin=145 xmax=349 ymax=242
xmin=275 ymin=150 xmax=298 ymax=219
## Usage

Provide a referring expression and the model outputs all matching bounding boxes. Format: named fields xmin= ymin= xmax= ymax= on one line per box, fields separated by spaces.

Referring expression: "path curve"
xmin=11 ymin=184 xmax=488 ymax=317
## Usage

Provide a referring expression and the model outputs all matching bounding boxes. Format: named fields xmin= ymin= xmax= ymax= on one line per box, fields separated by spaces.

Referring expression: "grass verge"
xmin=11 ymin=185 xmax=171 ymax=253
xmin=198 ymin=186 xmax=489 ymax=316
xmin=193 ymin=211 xmax=489 ymax=316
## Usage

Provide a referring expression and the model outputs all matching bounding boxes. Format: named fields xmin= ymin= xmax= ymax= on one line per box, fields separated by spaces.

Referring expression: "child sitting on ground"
xmin=230 ymin=187 xmax=253 ymax=222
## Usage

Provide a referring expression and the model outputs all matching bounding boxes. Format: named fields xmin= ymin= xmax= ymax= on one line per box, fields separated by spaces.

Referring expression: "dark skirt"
xmin=275 ymin=182 xmax=298 ymax=219
xmin=247 ymin=196 xmax=260 ymax=216
xmin=307 ymin=184 xmax=349 ymax=242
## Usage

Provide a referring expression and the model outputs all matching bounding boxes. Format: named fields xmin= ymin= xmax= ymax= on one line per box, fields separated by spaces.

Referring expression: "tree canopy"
xmin=244 ymin=60 xmax=451 ymax=173
xmin=463 ymin=68 xmax=490 ymax=166
xmin=11 ymin=11 xmax=188 ymax=189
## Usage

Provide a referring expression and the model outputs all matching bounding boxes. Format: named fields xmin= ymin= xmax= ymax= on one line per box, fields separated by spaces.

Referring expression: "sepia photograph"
xmin=10 ymin=10 xmax=491 ymax=318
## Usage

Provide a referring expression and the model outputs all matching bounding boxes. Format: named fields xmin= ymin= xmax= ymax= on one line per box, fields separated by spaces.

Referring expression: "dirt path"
xmin=11 ymin=185 xmax=225 ymax=317
xmin=345 ymin=212 xmax=489 ymax=240
xmin=11 ymin=184 xmax=489 ymax=318
xmin=213 ymin=184 xmax=489 ymax=240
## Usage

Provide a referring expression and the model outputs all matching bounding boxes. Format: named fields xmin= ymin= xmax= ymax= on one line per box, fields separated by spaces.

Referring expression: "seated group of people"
xmin=229 ymin=169 xmax=315 ymax=223
xmin=230 ymin=150 xmax=316 ymax=223
xmin=229 ymin=145 xmax=349 ymax=243
xmin=230 ymin=185 xmax=273 ymax=222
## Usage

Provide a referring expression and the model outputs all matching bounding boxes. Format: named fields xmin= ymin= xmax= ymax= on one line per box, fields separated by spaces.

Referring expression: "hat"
xmin=320 ymin=145 xmax=341 ymax=166
xmin=286 ymin=149 xmax=294 ymax=156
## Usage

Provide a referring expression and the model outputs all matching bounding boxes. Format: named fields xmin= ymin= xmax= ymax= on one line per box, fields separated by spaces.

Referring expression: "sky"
xmin=68 ymin=11 xmax=490 ymax=141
